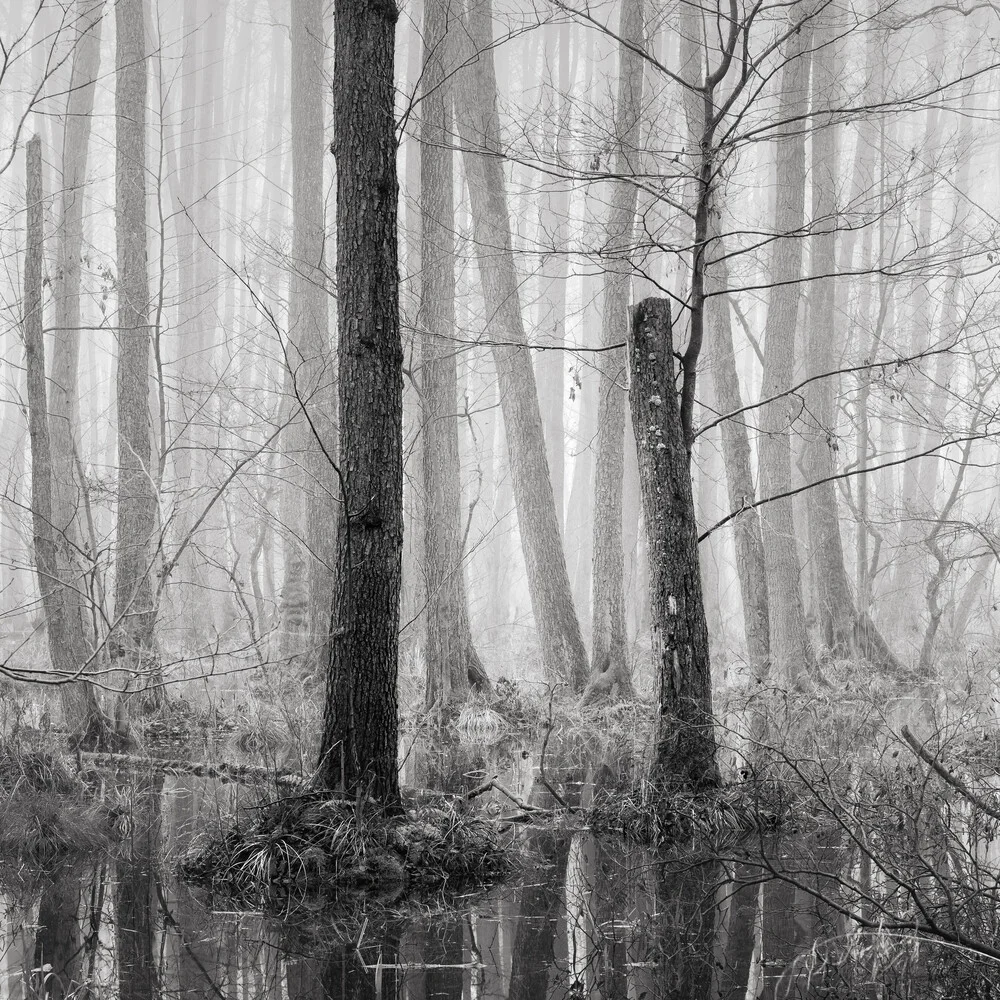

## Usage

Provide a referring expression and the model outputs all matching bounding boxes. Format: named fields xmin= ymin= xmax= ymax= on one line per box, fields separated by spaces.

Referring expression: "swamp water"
xmin=0 ymin=738 xmax=990 ymax=999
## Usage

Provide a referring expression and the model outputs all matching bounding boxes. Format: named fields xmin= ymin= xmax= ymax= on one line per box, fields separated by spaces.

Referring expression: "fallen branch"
xmin=466 ymin=777 xmax=552 ymax=815
xmin=900 ymin=725 xmax=1000 ymax=823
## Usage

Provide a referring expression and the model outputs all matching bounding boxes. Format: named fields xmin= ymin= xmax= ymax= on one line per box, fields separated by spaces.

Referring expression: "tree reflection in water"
xmin=6 ymin=754 xmax=997 ymax=999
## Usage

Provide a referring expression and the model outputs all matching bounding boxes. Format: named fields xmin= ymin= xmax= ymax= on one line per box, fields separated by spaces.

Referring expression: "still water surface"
xmin=0 ymin=739 xmax=979 ymax=999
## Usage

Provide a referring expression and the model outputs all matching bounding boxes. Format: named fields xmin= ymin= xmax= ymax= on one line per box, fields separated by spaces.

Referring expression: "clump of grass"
xmin=589 ymin=776 xmax=787 ymax=846
xmin=0 ymin=738 xmax=113 ymax=859
xmin=179 ymin=790 xmax=516 ymax=907
xmin=0 ymin=790 xmax=111 ymax=858
xmin=230 ymin=702 xmax=293 ymax=754
xmin=454 ymin=696 xmax=510 ymax=746
xmin=0 ymin=738 xmax=80 ymax=797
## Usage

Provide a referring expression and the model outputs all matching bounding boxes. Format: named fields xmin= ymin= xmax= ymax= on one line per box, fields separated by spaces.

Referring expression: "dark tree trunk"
xmin=583 ymin=0 xmax=643 ymax=707
xmin=630 ymin=299 xmax=719 ymax=792
xmin=419 ymin=0 xmax=489 ymax=711
xmin=114 ymin=0 xmax=160 ymax=710
xmin=316 ymin=0 xmax=402 ymax=805
xmin=453 ymin=0 xmax=589 ymax=690
xmin=23 ymin=135 xmax=109 ymax=748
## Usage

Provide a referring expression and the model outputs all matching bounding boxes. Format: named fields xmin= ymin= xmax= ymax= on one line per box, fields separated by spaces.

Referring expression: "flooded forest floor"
xmin=3 ymin=674 xmax=1000 ymax=998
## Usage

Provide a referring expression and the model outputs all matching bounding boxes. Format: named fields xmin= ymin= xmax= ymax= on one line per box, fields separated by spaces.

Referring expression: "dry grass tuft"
xmin=454 ymin=699 xmax=510 ymax=746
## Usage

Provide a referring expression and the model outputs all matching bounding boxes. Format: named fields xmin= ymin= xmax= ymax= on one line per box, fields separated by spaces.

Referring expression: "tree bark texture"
xmin=23 ymin=136 xmax=107 ymax=747
xmin=630 ymin=299 xmax=720 ymax=792
xmin=114 ymin=0 xmax=159 ymax=698
xmin=279 ymin=0 xmax=337 ymax=671
xmin=757 ymin=12 xmax=813 ymax=686
xmin=583 ymin=0 xmax=643 ymax=706
xmin=316 ymin=0 xmax=402 ymax=804
xmin=453 ymin=0 xmax=588 ymax=690
xmin=419 ymin=0 xmax=489 ymax=711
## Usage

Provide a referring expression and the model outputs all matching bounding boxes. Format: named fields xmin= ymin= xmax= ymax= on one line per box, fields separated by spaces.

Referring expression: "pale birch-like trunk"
xmin=803 ymin=19 xmax=902 ymax=674
xmin=113 ymin=0 xmax=160 ymax=715
xmin=278 ymin=0 xmax=337 ymax=673
xmin=51 ymin=0 xmax=103 ymax=559
xmin=420 ymin=0 xmax=489 ymax=710
xmin=23 ymin=136 xmax=109 ymax=748
xmin=757 ymin=10 xmax=813 ymax=685
xmin=583 ymin=0 xmax=643 ymax=705
xmin=453 ymin=0 xmax=588 ymax=690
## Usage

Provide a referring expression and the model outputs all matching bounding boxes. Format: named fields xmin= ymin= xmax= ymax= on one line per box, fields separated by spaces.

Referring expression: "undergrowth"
xmin=0 ymin=738 xmax=113 ymax=858
xmin=179 ymin=790 xmax=517 ymax=908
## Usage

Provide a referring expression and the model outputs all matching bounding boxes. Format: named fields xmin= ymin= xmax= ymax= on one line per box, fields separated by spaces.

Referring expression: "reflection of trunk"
xmin=423 ymin=917 xmax=465 ymax=1000
xmin=116 ymin=775 xmax=163 ymax=1000
xmin=420 ymin=0 xmax=489 ymax=710
xmin=34 ymin=874 xmax=83 ymax=1000
xmin=584 ymin=0 xmax=643 ymax=707
xmin=23 ymin=136 xmax=108 ymax=748
xmin=630 ymin=300 xmax=719 ymax=791
xmin=509 ymin=813 xmax=570 ymax=1000
xmin=757 ymin=13 xmax=812 ymax=685
xmin=655 ymin=859 xmax=722 ymax=997
xmin=322 ymin=929 xmax=402 ymax=1000
xmin=316 ymin=0 xmax=401 ymax=803
xmin=114 ymin=0 xmax=160 ymax=711
xmin=453 ymin=0 xmax=588 ymax=690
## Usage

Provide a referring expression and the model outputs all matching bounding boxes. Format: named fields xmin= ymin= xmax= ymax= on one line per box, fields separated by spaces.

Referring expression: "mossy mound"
xmin=179 ymin=791 xmax=516 ymax=905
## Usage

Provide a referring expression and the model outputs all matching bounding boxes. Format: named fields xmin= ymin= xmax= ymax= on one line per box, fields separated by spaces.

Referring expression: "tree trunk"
xmin=419 ymin=0 xmax=489 ymax=711
xmin=708 ymin=248 xmax=770 ymax=676
xmin=279 ymin=0 xmax=337 ymax=673
xmin=582 ymin=0 xmax=643 ymax=707
xmin=114 ymin=0 xmax=160 ymax=714
xmin=453 ymin=0 xmax=589 ymax=691
xmin=631 ymin=299 xmax=719 ymax=792
xmin=169 ymin=0 xmax=229 ymax=642
xmin=51 ymin=0 xmax=103 ymax=566
xmin=803 ymin=19 xmax=902 ymax=674
xmin=535 ymin=19 xmax=572 ymax=533
xmin=757 ymin=12 xmax=813 ymax=686
xmin=316 ymin=0 xmax=401 ymax=805
xmin=23 ymin=135 xmax=109 ymax=748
